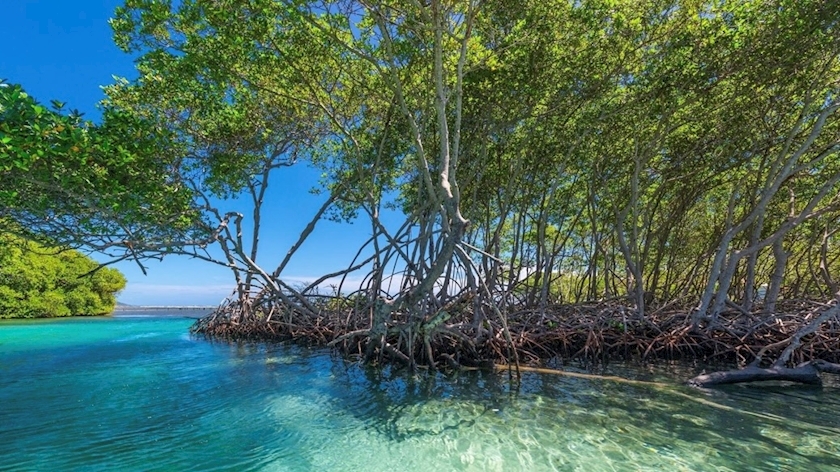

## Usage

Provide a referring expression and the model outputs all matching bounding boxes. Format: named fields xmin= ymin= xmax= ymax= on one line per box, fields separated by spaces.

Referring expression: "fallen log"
xmin=811 ymin=359 xmax=840 ymax=374
xmin=688 ymin=364 xmax=822 ymax=387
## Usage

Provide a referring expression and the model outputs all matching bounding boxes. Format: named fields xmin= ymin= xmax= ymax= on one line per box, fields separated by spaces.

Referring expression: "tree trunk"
xmin=765 ymin=238 xmax=788 ymax=313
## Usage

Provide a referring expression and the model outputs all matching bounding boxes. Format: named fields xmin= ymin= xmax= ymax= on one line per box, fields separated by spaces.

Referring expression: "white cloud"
xmin=119 ymin=283 xmax=234 ymax=306
xmin=123 ymin=283 xmax=234 ymax=295
xmin=119 ymin=272 xmax=423 ymax=306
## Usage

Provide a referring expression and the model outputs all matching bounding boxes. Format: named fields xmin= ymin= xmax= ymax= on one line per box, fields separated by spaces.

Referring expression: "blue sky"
xmin=2 ymin=1 xmax=396 ymax=306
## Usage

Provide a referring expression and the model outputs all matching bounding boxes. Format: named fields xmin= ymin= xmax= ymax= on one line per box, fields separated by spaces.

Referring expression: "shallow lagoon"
xmin=2 ymin=312 xmax=840 ymax=471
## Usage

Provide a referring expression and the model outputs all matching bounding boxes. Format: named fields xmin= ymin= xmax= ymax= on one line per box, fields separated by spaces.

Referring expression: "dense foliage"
xmin=0 ymin=81 xmax=203 ymax=266
xmin=105 ymin=0 xmax=840 ymax=312
xmin=3 ymin=0 xmax=840 ymax=366
xmin=0 ymin=233 xmax=126 ymax=318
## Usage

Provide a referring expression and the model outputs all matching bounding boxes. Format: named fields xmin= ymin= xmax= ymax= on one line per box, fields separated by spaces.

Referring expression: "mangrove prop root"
xmin=191 ymin=296 xmax=840 ymax=382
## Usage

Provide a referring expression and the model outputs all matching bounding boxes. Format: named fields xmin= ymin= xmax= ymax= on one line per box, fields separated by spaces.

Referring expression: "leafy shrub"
xmin=0 ymin=233 xmax=126 ymax=318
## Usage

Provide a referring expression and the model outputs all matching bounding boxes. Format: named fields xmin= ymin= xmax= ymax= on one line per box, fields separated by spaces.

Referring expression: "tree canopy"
xmin=3 ymin=0 xmax=840 ymax=372
xmin=0 ymin=80 xmax=202 ymax=269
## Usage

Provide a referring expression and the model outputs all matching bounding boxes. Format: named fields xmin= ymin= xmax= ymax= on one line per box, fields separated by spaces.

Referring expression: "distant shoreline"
xmin=114 ymin=306 xmax=216 ymax=311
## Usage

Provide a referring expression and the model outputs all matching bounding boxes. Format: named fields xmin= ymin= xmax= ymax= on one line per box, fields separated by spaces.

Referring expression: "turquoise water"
xmin=2 ymin=313 xmax=840 ymax=471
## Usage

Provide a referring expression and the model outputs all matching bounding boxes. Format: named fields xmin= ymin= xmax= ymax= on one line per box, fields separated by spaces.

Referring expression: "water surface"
xmin=2 ymin=312 xmax=839 ymax=471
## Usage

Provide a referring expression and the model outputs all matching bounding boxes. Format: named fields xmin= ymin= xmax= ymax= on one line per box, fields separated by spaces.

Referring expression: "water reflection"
xmin=1 ymin=316 xmax=840 ymax=471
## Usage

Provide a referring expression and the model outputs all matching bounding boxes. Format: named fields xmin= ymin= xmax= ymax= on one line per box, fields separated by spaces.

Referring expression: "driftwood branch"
xmin=688 ymin=364 xmax=822 ymax=387
xmin=688 ymin=359 xmax=840 ymax=388
xmin=774 ymin=295 xmax=840 ymax=366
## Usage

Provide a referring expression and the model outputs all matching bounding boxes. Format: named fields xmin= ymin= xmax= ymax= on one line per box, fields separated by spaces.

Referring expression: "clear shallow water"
xmin=2 ymin=313 xmax=840 ymax=471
